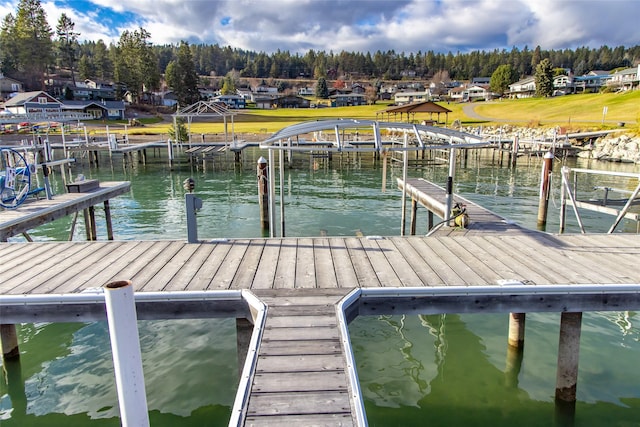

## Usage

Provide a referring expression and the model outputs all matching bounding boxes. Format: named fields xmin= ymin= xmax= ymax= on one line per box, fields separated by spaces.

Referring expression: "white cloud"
xmin=2 ymin=0 xmax=639 ymax=52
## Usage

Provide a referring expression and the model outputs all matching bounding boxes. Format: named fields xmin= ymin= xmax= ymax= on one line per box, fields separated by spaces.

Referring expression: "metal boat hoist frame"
xmin=259 ymin=119 xmax=492 ymax=237
xmin=172 ymin=100 xmax=237 ymax=146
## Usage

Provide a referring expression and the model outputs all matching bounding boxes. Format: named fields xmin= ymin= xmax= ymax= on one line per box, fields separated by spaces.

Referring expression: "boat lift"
xmin=259 ymin=119 xmax=493 ymax=238
xmin=560 ymin=166 xmax=640 ymax=233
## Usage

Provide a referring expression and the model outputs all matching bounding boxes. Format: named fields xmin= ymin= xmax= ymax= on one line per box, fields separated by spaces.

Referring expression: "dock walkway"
xmin=398 ymin=177 xmax=531 ymax=236
xmin=0 ymin=181 xmax=130 ymax=241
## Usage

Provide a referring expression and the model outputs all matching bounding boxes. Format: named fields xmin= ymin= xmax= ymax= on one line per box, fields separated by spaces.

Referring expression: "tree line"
xmin=2 ymin=0 xmax=640 ymax=105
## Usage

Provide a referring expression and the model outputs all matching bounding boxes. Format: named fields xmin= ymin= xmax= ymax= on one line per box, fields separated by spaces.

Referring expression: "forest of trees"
xmin=2 ymin=0 xmax=640 ymax=101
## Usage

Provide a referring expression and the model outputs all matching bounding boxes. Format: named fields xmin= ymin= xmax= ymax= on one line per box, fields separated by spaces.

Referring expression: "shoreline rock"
xmin=461 ymin=125 xmax=640 ymax=164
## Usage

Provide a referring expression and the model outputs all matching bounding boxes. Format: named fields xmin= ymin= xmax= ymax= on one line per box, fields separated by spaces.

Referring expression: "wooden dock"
xmin=398 ymin=177 xmax=533 ymax=236
xmin=2 ymin=177 xmax=640 ymax=425
xmin=0 ymin=181 xmax=130 ymax=241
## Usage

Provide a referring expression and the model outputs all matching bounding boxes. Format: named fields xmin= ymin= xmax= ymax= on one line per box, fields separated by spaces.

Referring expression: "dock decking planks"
xmin=2 ymin=234 xmax=640 ymax=425
xmin=246 ymin=291 xmax=353 ymax=425
xmin=0 ymin=181 xmax=131 ymax=241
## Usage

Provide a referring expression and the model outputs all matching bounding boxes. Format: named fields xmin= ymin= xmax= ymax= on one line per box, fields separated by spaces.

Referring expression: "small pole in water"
xmin=1 ymin=324 xmax=20 ymax=359
xmin=257 ymin=157 xmax=269 ymax=232
xmin=554 ymin=311 xmax=582 ymax=426
xmin=103 ymin=280 xmax=150 ymax=427
xmin=537 ymin=151 xmax=554 ymax=230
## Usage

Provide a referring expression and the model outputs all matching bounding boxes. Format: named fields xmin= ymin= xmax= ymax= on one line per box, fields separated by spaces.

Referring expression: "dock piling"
xmin=257 ymin=157 xmax=269 ymax=231
xmin=1 ymin=324 xmax=20 ymax=359
xmin=537 ymin=151 xmax=554 ymax=230
xmin=555 ymin=312 xmax=582 ymax=403
xmin=104 ymin=280 xmax=150 ymax=427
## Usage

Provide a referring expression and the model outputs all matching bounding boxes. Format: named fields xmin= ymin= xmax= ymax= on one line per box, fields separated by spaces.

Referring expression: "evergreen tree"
xmin=56 ymin=13 xmax=79 ymax=86
xmin=489 ymin=64 xmax=518 ymax=96
xmin=12 ymin=0 xmax=53 ymax=89
xmin=534 ymin=58 xmax=554 ymax=97
xmin=315 ymin=76 xmax=329 ymax=99
xmin=0 ymin=14 xmax=19 ymax=76
xmin=77 ymin=54 xmax=92 ymax=79
xmin=113 ymin=28 xmax=159 ymax=103
xmin=93 ymin=40 xmax=112 ymax=79
xmin=169 ymin=117 xmax=188 ymax=143
xmin=165 ymin=41 xmax=200 ymax=106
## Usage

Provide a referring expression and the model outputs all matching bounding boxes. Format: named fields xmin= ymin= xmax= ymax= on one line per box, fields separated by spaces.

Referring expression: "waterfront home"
xmin=3 ymin=91 xmax=63 ymax=115
xmin=394 ymin=89 xmax=431 ymax=105
xmin=607 ymin=65 xmax=640 ymax=91
xmin=62 ymin=100 xmax=126 ymax=120
xmin=0 ymin=73 xmax=24 ymax=100
xmin=508 ymin=76 xmax=536 ymax=98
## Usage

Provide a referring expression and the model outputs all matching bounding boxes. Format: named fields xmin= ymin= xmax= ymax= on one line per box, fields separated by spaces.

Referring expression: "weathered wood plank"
xmin=163 ymin=243 xmax=218 ymax=291
xmin=359 ymin=237 xmax=403 ymax=287
xmin=0 ymin=241 xmax=55 ymax=266
xmin=1 ymin=242 xmax=70 ymax=283
xmin=209 ymin=239 xmax=251 ymax=289
xmin=313 ymin=238 xmax=338 ymax=288
xmin=296 ymin=238 xmax=317 ymax=288
xmin=405 ymin=238 xmax=464 ymax=285
xmin=426 ymin=237 xmax=487 ymax=285
xmin=258 ymin=340 xmax=342 ymax=356
xmin=68 ymin=240 xmax=153 ymax=289
xmin=327 ymin=238 xmax=359 ymax=289
xmin=464 ymin=235 xmax=550 ymax=285
xmin=386 ymin=237 xmax=444 ymax=285
xmin=344 ymin=237 xmax=380 ymax=287
xmin=256 ymin=353 xmax=345 ymax=373
xmin=490 ymin=235 xmax=596 ymax=284
xmin=437 ymin=236 xmax=502 ymax=285
xmin=184 ymin=241 xmax=233 ymax=289
xmin=252 ymin=371 xmax=348 ymax=392
xmin=246 ymin=391 xmax=351 ymax=416
xmin=230 ymin=240 xmax=265 ymax=289
xmin=126 ymin=242 xmax=187 ymax=289
xmin=481 ymin=235 xmax=571 ymax=285
xmin=262 ymin=326 xmax=340 ymax=341
xmin=266 ymin=305 xmax=336 ymax=317
xmin=138 ymin=243 xmax=201 ymax=291
xmin=3 ymin=243 xmax=96 ymax=293
xmin=251 ymin=240 xmax=281 ymax=289
xmin=244 ymin=413 xmax=353 ymax=427
xmin=267 ymin=315 xmax=337 ymax=328
xmin=375 ymin=238 xmax=424 ymax=286
xmin=28 ymin=241 xmax=129 ymax=293
xmin=523 ymin=234 xmax=612 ymax=283
xmin=274 ymin=239 xmax=297 ymax=288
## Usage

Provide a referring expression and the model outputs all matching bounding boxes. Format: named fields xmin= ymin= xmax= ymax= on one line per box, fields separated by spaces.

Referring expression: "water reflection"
xmin=1 ymin=319 xmax=237 ymax=426
xmin=350 ymin=312 xmax=640 ymax=427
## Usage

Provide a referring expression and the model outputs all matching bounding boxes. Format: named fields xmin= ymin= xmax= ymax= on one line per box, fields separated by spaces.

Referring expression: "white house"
xmin=607 ymin=65 xmax=640 ymax=91
xmin=394 ymin=89 xmax=431 ymax=105
xmin=508 ymin=77 xmax=536 ymax=98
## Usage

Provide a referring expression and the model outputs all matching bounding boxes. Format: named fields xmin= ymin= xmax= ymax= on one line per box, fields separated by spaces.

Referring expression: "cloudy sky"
xmin=1 ymin=0 xmax=639 ymax=53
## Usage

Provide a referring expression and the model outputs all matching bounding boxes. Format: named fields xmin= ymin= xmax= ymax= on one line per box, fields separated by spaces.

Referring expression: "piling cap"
xmin=544 ymin=151 xmax=554 ymax=159
xmin=257 ymin=156 xmax=267 ymax=164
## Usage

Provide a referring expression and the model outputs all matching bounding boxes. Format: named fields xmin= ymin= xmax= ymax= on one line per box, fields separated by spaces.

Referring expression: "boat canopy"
xmin=260 ymin=118 xmax=489 ymax=152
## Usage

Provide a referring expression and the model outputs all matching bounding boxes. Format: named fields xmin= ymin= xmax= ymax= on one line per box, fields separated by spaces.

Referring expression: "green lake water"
xmin=2 ymin=146 xmax=640 ymax=425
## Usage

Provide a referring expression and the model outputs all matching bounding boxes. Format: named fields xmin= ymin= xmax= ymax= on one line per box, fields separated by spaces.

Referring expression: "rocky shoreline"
xmin=463 ymin=125 xmax=640 ymax=164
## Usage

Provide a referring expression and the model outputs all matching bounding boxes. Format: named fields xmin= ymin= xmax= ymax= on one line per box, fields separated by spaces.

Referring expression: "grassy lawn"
xmin=120 ymin=91 xmax=639 ymax=137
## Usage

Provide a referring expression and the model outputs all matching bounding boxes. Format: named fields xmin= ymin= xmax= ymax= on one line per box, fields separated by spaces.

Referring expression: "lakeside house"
xmin=2 ymin=90 xmax=125 ymax=120
xmin=0 ymin=73 xmax=24 ymax=101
